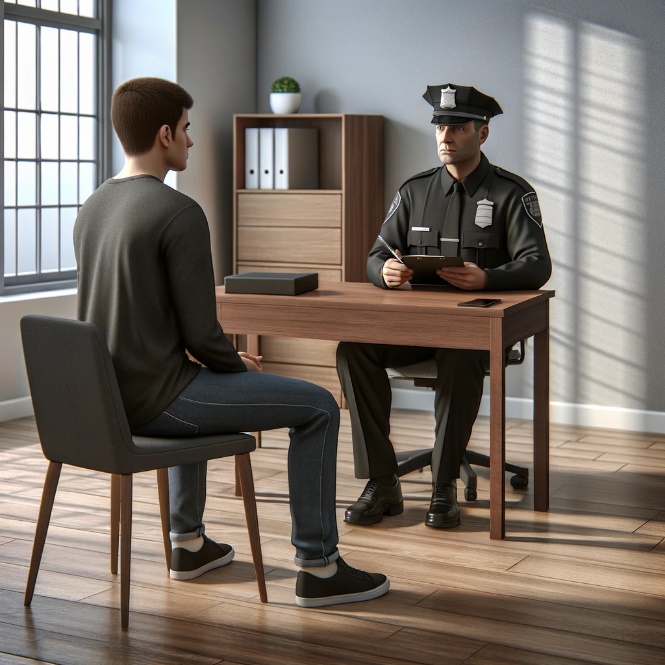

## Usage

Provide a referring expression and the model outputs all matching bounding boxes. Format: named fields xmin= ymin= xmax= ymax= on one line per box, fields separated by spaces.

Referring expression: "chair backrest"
xmin=20 ymin=315 xmax=137 ymax=473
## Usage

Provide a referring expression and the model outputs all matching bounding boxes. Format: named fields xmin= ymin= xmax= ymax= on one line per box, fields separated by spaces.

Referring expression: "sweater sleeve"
xmin=162 ymin=204 xmax=247 ymax=373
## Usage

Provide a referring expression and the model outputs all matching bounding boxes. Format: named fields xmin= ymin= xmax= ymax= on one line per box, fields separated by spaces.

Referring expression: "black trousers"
xmin=336 ymin=342 xmax=487 ymax=485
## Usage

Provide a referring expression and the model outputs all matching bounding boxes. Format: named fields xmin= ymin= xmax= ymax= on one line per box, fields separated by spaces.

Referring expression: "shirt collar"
xmin=440 ymin=152 xmax=490 ymax=197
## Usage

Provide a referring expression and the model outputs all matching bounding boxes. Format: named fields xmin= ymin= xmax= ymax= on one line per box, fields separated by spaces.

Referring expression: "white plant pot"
xmin=269 ymin=92 xmax=302 ymax=114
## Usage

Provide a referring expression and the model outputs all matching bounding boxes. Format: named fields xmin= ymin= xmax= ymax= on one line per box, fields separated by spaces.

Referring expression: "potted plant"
xmin=270 ymin=76 xmax=302 ymax=114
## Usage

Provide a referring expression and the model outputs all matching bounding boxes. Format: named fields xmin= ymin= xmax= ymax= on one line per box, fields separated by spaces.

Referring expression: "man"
xmin=337 ymin=83 xmax=551 ymax=529
xmin=74 ymin=77 xmax=389 ymax=607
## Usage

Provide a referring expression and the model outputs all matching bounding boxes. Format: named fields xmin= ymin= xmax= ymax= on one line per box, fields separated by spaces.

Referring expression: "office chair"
xmin=388 ymin=341 xmax=529 ymax=501
xmin=20 ymin=315 xmax=267 ymax=630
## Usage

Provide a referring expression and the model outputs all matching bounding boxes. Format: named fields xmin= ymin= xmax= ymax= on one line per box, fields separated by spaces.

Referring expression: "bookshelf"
xmin=232 ymin=113 xmax=384 ymax=403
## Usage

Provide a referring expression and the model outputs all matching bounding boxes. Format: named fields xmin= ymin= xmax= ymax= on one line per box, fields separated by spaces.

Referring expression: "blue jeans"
xmin=134 ymin=368 xmax=340 ymax=567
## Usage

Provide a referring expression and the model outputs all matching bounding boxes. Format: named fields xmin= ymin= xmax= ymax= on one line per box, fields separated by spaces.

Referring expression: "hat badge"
xmin=440 ymin=86 xmax=457 ymax=109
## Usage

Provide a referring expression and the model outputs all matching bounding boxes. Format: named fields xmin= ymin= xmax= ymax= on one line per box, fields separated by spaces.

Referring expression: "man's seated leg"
xmin=139 ymin=368 xmax=390 ymax=605
xmin=337 ymin=341 xmax=437 ymax=525
xmin=427 ymin=348 xmax=487 ymax=528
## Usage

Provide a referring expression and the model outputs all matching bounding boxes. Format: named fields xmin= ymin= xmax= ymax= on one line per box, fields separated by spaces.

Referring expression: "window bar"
xmin=36 ymin=23 xmax=42 ymax=277
xmin=3 ymin=3 xmax=101 ymax=289
xmin=57 ymin=25 xmax=62 ymax=272
xmin=13 ymin=20 xmax=19 ymax=278
xmin=76 ymin=31 xmax=80 ymax=214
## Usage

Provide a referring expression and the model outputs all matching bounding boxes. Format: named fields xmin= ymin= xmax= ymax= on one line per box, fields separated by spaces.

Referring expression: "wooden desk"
xmin=216 ymin=281 xmax=554 ymax=540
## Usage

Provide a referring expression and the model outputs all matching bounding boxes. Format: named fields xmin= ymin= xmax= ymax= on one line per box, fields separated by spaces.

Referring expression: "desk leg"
xmin=489 ymin=319 xmax=506 ymax=540
xmin=533 ymin=304 xmax=550 ymax=512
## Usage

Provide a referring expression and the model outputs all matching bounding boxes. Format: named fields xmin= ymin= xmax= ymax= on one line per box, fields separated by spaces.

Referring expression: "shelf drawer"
xmin=238 ymin=193 xmax=342 ymax=228
xmin=236 ymin=263 xmax=342 ymax=282
xmin=237 ymin=226 xmax=341 ymax=265
xmin=261 ymin=336 xmax=338 ymax=366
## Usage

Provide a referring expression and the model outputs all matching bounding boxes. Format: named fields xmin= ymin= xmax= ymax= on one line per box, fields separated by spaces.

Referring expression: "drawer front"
xmin=237 ymin=226 xmax=341 ymax=265
xmin=263 ymin=362 xmax=342 ymax=406
xmin=238 ymin=193 xmax=342 ymax=228
xmin=237 ymin=263 xmax=342 ymax=282
xmin=261 ymin=336 xmax=338 ymax=367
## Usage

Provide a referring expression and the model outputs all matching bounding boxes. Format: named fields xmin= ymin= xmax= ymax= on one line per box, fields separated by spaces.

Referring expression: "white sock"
xmin=172 ymin=535 xmax=203 ymax=552
xmin=300 ymin=560 xmax=338 ymax=579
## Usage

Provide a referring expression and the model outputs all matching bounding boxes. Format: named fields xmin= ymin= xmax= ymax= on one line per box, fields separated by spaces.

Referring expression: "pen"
xmin=377 ymin=235 xmax=404 ymax=264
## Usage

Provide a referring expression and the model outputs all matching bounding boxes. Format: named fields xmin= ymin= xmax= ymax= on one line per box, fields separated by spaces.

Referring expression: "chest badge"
xmin=475 ymin=199 xmax=494 ymax=228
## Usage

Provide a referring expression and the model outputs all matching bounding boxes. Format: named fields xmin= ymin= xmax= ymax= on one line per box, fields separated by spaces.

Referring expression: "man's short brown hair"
xmin=111 ymin=77 xmax=193 ymax=156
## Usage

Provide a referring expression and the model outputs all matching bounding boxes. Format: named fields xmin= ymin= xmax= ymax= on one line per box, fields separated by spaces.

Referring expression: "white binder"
xmin=259 ymin=127 xmax=274 ymax=189
xmin=245 ymin=128 xmax=259 ymax=189
xmin=274 ymin=128 xmax=319 ymax=190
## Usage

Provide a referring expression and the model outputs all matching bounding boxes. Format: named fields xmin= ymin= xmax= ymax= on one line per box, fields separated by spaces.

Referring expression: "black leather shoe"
xmin=344 ymin=477 xmax=403 ymax=525
xmin=425 ymin=482 xmax=460 ymax=528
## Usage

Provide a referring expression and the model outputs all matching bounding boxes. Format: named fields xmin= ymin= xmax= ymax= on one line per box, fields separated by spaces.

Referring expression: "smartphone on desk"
xmin=457 ymin=298 xmax=502 ymax=308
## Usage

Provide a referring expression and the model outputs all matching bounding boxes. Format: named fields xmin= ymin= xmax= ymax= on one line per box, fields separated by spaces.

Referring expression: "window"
xmin=2 ymin=0 xmax=109 ymax=294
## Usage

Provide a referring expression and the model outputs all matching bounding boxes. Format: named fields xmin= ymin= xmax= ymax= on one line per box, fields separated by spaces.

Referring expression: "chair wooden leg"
xmin=234 ymin=460 xmax=242 ymax=497
xmin=120 ymin=474 xmax=133 ymax=630
xmin=235 ymin=453 xmax=267 ymax=603
xmin=156 ymin=468 xmax=171 ymax=571
xmin=25 ymin=461 xmax=62 ymax=607
xmin=110 ymin=474 xmax=121 ymax=575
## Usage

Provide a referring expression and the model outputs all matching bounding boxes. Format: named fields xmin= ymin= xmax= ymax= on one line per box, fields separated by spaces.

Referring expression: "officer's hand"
xmin=382 ymin=252 xmax=413 ymax=288
xmin=437 ymin=262 xmax=489 ymax=290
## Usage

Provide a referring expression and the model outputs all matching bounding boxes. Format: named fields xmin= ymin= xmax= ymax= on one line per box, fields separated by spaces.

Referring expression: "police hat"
xmin=423 ymin=83 xmax=503 ymax=125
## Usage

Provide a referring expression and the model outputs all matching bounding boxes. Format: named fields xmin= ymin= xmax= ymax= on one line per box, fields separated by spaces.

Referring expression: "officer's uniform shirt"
xmin=368 ymin=152 xmax=552 ymax=291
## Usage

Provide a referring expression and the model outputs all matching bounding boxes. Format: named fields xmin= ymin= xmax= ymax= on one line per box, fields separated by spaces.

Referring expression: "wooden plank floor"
xmin=0 ymin=410 xmax=664 ymax=665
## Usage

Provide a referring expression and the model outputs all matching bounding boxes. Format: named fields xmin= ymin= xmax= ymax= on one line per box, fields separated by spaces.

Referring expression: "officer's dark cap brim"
xmin=430 ymin=114 xmax=485 ymax=126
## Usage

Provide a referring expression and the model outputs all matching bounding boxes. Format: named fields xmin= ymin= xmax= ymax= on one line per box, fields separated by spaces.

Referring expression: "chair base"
xmin=395 ymin=448 xmax=529 ymax=501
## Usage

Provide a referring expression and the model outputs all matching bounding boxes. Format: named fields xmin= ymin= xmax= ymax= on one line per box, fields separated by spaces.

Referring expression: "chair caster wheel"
xmin=510 ymin=474 xmax=528 ymax=489
xmin=464 ymin=487 xmax=477 ymax=502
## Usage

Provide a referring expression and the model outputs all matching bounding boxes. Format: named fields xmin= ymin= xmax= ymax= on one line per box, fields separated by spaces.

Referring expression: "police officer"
xmin=337 ymin=83 xmax=551 ymax=529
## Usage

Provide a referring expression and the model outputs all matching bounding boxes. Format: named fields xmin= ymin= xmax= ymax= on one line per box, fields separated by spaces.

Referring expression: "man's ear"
xmin=478 ymin=124 xmax=489 ymax=146
xmin=157 ymin=124 xmax=172 ymax=147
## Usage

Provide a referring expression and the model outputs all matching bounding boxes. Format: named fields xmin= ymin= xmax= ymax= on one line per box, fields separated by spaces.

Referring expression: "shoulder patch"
xmin=521 ymin=192 xmax=543 ymax=228
xmin=495 ymin=167 xmax=533 ymax=192
xmin=382 ymin=191 xmax=401 ymax=224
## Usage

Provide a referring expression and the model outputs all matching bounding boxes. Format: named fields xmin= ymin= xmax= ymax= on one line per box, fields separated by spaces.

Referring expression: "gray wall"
xmin=255 ymin=0 xmax=665 ymax=416
xmin=111 ymin=0 xmax=177 ymax=176
xmin=176 ymin=0 xmax=257 ymax=281
xmin=3 ymin=0 xmax=664 ymax=425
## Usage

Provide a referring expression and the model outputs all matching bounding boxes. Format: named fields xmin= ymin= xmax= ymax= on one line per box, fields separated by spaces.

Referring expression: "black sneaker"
xmin=295 ymin=557 xmax=389 ymax=607
xmin=169 ymin=534 xmax=234 ymax=580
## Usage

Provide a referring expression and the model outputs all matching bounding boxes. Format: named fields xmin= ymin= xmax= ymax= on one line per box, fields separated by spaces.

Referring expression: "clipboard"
xmin=402 ymin=254 xmax=464 ymax=285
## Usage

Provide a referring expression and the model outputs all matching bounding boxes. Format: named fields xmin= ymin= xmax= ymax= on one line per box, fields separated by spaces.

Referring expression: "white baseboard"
xmin=0 ymin=396 xmax=34 ymax=422
xmin=4 ymin=389 xmax=665 ymax=435
xmin=391 ymin=387 xmax=665 ymax=435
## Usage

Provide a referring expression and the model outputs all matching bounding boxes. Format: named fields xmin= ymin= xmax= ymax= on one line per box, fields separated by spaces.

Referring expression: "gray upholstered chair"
xmin=20 ymin=315 xmax=267 ymax=630
xmin=388 ymin=341 xmax=529 ymax=500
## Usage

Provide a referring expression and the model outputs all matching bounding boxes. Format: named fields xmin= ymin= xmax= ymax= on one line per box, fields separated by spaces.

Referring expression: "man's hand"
xmin=437 ymin=262 xmax=489 ymax=290
xmin=239 ymin=351 xmax=263 ymax=372
xmin=382 ymin=251 xmax=413 ymax=288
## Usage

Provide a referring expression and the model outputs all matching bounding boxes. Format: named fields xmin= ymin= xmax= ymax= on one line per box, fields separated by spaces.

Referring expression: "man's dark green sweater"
xmin=74 ymin=175 xmax=246 ymax=429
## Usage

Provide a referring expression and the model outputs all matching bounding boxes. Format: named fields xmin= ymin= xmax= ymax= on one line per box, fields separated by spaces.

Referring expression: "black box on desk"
xmin=224 ymin=272 xmax=319 ymax=296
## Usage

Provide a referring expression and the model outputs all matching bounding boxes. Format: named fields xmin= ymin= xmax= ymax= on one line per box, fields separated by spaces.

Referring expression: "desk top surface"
xmin=216 ymin=280 xmax=554 ymax=319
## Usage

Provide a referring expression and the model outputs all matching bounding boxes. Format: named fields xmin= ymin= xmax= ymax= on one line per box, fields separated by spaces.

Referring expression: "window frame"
xmin=1 ymin=0 xmax=111 ymax=295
